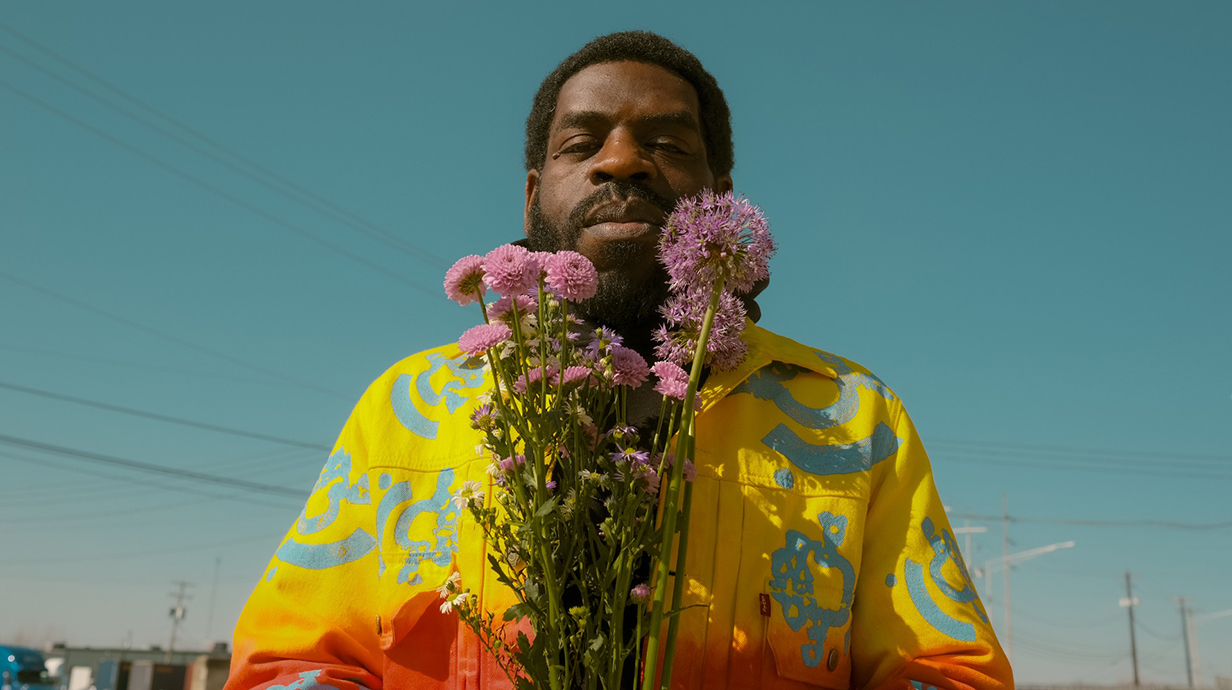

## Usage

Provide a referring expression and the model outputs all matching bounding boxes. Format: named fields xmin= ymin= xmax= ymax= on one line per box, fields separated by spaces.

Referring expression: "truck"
xmin=0 ymin=646 xmax=58 ymax=690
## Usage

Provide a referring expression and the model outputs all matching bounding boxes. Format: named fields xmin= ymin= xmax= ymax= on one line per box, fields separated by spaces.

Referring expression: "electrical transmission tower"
xmin=167 ymin=580 xmax=194 ymax=663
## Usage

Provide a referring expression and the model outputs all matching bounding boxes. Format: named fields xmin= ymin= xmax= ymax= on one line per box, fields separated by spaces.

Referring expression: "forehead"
xmin=552 ymin=61 xmax=702 ymax=132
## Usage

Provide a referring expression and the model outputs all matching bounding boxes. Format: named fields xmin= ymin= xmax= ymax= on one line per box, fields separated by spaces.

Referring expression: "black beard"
xmin=526 ymin=183 xmax=673 ymax=349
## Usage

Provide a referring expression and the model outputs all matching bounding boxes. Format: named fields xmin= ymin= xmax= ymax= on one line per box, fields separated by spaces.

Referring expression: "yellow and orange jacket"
xmin=226 ymin=323 xmax=1012 ymax=690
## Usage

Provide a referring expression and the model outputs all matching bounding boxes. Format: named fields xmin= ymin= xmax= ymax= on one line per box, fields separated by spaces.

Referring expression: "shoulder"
xmin=343 ymin=342 xmax=492 ymax=467
xmin=741 ymin=323 xmax=899 ymax=404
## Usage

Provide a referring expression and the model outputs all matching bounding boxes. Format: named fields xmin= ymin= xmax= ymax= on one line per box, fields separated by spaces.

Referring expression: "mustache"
xmin=566 ymin=180 xmax=675 ymax=229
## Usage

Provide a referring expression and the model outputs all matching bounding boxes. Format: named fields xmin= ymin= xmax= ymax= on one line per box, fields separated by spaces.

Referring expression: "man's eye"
xmin=560 ymin=139 xmax=600 ymax=154
xmin=649 ymin=140 xmax=686 ymax=154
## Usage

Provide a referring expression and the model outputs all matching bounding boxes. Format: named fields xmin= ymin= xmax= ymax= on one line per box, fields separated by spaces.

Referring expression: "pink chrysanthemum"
xmin=662 ymin=453 xmax=697 ymax=483
xmin=633 ymin=464 xmax=660 ymax=494
xmin=630 ymin=583 xmax=652 ymax=604
xmin=443 ymin=255 xmax=486 ymax=305
xmin=649 ymin=361 xmax=688 ymax=400
xmin=562 ymin=365 xmax=594 ymax=388
xmin=544 ymin=250 xmax=599 ymax=301
xmin=513 ymin=365 xmax=558 ymax=394
xmin=489 ymin=293 xmax=537 ymax=323
xmin=498 ymin=454 xmax=527 ymax=473
xmin=654 ymin=288 xmax=748 ymax=371
xmin=458 ymin=323 xmax=511 ymax=357
xmin=482 ymin=244 xmax=542 ymax=295
xmin=659 ymin=190 xmax=776 ymax=295
xmin=609 ymin=346 xmax=649 ymax=387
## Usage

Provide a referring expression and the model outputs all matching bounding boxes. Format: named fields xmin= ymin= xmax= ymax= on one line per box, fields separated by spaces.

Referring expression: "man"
xmin=225 ymin=31 xmax=1013 ymax=690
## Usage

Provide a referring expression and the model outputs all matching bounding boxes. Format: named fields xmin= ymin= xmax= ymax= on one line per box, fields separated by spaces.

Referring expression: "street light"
xmin=975 ymin=540 xmax=1076 ymax=663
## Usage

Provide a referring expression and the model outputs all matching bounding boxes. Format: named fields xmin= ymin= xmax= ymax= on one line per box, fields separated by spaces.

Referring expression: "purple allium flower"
xmin=458 ymin=323 xmax=511 ymax=357
xmin=630 ymin=583 xmax=652 ymax=604
xmin=489 ymin=293 xmax=537 ymax=323
xmin=443 ymin=255 xmax=486 ymax=306
xmin=654 ymin=288 xmax=748 ymax=371
xmin=482 ymin=244 xmax=541 ymax=295
xmin=544 ymin=250 xmax=599 ymax=301
xmin=610 ymin=345 xmax=649 ymax=387
xmin=659 ymin=190 xmax=776 ymax=295
xmin=562 ymin=365 xmax=594 ymax=388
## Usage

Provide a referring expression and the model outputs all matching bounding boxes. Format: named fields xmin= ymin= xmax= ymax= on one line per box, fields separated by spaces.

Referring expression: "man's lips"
xmin=581 ymin=199 xmax=667 ymax=241
xmin=582 ymin=220 xmax=660 ymax=241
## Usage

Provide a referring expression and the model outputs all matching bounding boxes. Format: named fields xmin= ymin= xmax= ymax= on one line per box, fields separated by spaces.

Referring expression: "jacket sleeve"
xmin=849 ymin=400 xmax=1013 ymax=690
xmin=224 ymin=403 xmax=383 ymax=690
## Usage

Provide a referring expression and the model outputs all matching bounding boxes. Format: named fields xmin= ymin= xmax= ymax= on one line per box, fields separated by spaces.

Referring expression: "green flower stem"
xmin=640 ymin=278 xmax=725 ymax=690
xmin=658 ymin=479 xmax=694 ymax=687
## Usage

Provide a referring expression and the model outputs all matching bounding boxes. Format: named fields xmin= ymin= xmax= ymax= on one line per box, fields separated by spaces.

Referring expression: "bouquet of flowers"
xmin=438 ymin=190 xmax=774 ymax=690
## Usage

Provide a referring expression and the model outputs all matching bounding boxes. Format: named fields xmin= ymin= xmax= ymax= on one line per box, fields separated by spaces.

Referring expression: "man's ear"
xmin=523 ymin=169 xmax=540 ymax=237
xmin=716 ymin=173 xmax=733 ymax=194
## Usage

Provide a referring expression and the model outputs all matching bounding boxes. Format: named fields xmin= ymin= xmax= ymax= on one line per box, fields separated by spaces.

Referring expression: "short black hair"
xmin=524 ymin=31 xmax=734 ymax=179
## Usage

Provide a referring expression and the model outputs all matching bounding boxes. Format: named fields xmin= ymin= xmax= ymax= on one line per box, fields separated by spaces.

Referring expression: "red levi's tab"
xmin=759 ymin=593 xmax=771 ymax=617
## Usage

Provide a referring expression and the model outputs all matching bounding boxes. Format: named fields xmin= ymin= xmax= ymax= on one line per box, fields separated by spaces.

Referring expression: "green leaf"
xmin=503 ymin=602 xmax=532 ymax=622
xmin=534 ymin=495 xmax=559 ymax=518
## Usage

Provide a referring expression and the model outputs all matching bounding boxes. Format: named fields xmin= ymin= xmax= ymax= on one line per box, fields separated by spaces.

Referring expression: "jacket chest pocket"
xmin=756 ymin=491 xmax=866 ymax=689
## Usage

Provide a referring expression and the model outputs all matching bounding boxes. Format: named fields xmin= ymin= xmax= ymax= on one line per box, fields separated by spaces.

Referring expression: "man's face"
xmin=524 ymin=61 xmax=733 ymax=335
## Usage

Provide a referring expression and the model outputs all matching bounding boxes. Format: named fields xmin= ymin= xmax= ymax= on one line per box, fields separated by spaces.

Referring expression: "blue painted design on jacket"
xmin=922 ymin=517 xmax=988 ymax=623
xmin=909 ymin=681 xmax=939 ymax=690
xmin=391 ymin=374 xmax=437 ymax=439
xmin=266 ymin=567 xmax=277 ymax=581
xmin=275 ymin=528 xmax=377 ymax=570
xmin=375 ymin=468 xmax=459 ymax=584
xmin=765 ymin=422 xmax=901 ymax=476
xmin=393 ymin=469 xmax=459 ymax=585
xmin=733 ymin=359 xmax=892 ymax=431
xmin=769 ymin=511 xmax=855 ymax=666
xmin=773 ymin=468 xmax=795 ymax=489
xmin=904 ymin=558 xmax=977 ymax=642
xmin=296 ymin=448 xmax=370 ymax=535
xmin=885 ymin=573 xmax=896 ymax=587
xmin=265 ymin=670 xmax=340 ymax=690
xmin=392 ymin=353 xmax=487 ymax=439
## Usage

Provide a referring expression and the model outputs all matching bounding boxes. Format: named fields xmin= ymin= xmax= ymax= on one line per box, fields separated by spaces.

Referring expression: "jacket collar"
xmin=695 ymin=321 xmax=838 ymax=415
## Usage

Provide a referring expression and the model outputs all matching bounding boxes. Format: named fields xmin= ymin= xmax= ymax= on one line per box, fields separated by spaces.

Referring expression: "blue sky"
xmin=1 ymin=1 xmax=1229 ymax=685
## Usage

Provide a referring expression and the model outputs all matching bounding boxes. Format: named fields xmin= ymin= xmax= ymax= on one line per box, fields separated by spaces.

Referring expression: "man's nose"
xmin=589 ymin=133 xmax=656 ymax=184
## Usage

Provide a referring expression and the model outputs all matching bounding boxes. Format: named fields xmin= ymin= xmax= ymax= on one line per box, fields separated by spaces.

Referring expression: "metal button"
xmin=826 ymin=648 xmax=839 ymax=671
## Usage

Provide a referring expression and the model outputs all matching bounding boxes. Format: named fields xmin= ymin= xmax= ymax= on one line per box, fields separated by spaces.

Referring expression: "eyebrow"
xmin=554 ymin=109 xmax=700 ymax=133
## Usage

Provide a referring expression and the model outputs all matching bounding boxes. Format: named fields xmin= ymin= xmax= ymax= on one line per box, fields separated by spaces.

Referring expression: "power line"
xmin=0 ymin=380 xmax=331 ymax=451
xmin=935 ymin=442 xmax=1232 ymax=473
xmin=0 ymin=270 xmax=352 ymax=401
xmin=0 ymin=77 xmax=438 ymax=297
xmin=0 ymin=449 xmax=289 ymax=505
xmin=940 ymin=453 xmax=1232 ymax=483
xmin=931 ymin=437 xmax=1232 ymax=465
xmin=948 ymin=511 xmax=1232 ymax=531
xmin=0 ymin=340 xmax=313 ymax=390
xmin=0 ymin=533 xmax=279 ymax=566
xmin=0 ymin=432 xmax=306 ymax=498
xmin=0 ymin=36 xmax=445 ymax=269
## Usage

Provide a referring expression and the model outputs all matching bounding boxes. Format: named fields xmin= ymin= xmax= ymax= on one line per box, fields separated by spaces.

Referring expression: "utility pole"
xmin=1001 ymin=494 xmax=1012 ymax=663
xmin=1122 ymin=572 xmax=1140 ymax=687
xmin=167 ymin=580 xmax=194 ymax=663
xmin=1172 ymin=596 xmax=1192 ymax=685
